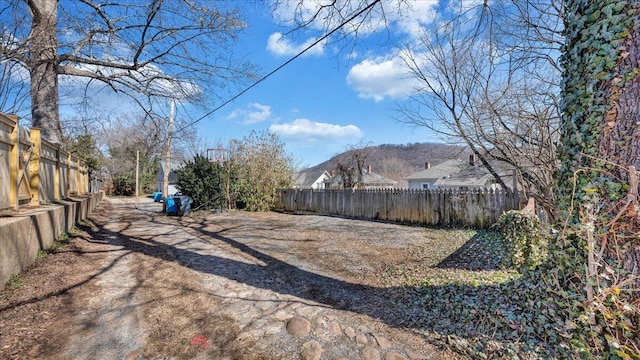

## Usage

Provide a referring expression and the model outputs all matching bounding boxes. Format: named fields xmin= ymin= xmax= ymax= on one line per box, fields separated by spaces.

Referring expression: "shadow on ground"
xmin=15 ymin=199 xmax=548 ymax=357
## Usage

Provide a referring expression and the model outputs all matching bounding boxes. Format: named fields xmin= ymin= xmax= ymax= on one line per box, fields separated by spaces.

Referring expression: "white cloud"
xmin=227 ymin=102 xmax=272 ymax=124
xmin=269 ymin=0 xmax=439 ymax=40
xmin=396 ymin=1 xmax=438 ymax=38
xmin=346 ymin=54 xmax=417 ymax=101
xmin=346 ymin=50 xmax=359 ymax=60
xmin=448 ymin=0 xmax=489 ymax=13
xmin=270 ymin=118 xmax=362 ymax=141
xmin=267 ymin=32 xmax=326 ymax=57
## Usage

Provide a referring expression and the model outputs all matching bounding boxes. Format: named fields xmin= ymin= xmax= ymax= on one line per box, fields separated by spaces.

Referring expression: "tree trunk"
xmin=28 ymin=0 xmax=61 ymax=144
xmin=162 ymin=100 xmax=175 ymax=212
xmin=559 ymin=0 xmax=639 ymax=285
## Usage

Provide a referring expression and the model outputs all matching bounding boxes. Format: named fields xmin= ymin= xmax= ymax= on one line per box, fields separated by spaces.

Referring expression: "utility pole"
xmin=207 ymin=147 xmax=227 ymax=213
xmin=162 ymin=100 xmax=175 ymax=212
xmin=135 ymin=150 xmax=139 ymax=198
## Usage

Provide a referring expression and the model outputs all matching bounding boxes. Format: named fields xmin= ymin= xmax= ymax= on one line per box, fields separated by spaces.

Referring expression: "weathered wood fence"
xmin=277 ymin=188 xmax=526 ymax=228
xmin=0 ymin=113 xmax=89 ymax=210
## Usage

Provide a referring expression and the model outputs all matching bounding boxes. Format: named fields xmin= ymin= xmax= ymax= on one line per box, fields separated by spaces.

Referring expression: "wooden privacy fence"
xmin=0 ymin=113 xmax=89 ymax=210
xmin=277 ymin=188 xmax=525 ymax=228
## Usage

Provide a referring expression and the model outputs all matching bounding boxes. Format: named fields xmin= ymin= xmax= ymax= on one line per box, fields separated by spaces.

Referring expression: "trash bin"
xmin=165 ymin=195 xmax=193 ymax=216
xmin=153 ymin=192 xmax=163 ymax=202
xmin=165 ymin=197 xmax=179 ymax=215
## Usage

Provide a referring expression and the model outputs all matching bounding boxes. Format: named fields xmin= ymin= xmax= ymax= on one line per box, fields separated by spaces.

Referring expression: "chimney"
xmin=367 ymin=164 xmax=372 ymax=174
xmin=425 ymin=162 xmax=431 ymax=169
xmin=469 ymin=154 xmax=476 ymax=166
xmin=330 ymin=170 xmax=336 ymax=177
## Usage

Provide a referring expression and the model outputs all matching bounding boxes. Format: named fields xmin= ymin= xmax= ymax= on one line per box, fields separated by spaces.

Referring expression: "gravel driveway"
xmin=1 ymin=197 xmax=464 ymax=360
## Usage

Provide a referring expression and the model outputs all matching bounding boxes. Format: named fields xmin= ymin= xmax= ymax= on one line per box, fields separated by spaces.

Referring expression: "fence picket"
xmin=0 ymin=112 xmax=91 ymax=210
xmin=277 ymin=188 xmax=524 ymax=228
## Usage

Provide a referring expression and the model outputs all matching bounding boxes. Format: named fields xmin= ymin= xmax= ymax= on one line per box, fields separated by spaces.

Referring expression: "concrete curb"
xmin=0 ymin=192 xmax=104 ymax=287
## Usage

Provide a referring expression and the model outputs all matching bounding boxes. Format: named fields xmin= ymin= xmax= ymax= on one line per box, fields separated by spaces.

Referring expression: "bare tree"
xmin=0 ymin=61 xmax=30 ymax=118
xmin=379 ymin=156 xmax=410 ymax=183
xmin=333 ymin=141 xmax=374 ymax=189
xmin=101 ymin=112 xmax=167 ymax=194
xmin=1 ymin=0 xmax=254 ymax=143
xmin=398 ymin=1 xmax=563 ymax=218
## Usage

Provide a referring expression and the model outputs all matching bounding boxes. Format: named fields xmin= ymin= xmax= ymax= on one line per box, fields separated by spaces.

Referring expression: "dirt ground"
xmin=0 ymin=197 xmax=474 ymax=359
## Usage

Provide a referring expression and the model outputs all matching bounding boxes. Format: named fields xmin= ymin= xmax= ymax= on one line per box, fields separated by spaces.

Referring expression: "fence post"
xmin=28 ymin=128 xmax=41 ymax=206
xmin=8 ymin=115 xmax=19 ymax=210
xmin=66 ymin=152 xmax=71 ymax=197
xmin=54 ymin=145 xmax=60 ymax=200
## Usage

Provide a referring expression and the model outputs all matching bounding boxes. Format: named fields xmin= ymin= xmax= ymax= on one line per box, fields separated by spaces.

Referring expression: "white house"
xmin=157 ymin=166 xmax=179 ymax=195
xmin=292 ymin=170 xmax=332 ymax=189
xmin=405 ymin=156 xmax=506 ymax=190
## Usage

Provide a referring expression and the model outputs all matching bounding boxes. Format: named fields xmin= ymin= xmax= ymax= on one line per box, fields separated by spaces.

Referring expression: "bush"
xmin=493 ymin=210 xmax=549 ymax=271
xmin=174 ymin=154 xmax=222 ymax=211
xmin=111 ymin=175 xmax=135 ymax=196
xmin=227 ymin=131 xmax=293 ymax=212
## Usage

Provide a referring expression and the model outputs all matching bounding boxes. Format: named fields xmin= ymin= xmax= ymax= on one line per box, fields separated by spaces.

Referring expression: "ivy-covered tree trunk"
xmin=555 ymin=2 xmax=639 ymax=355
xmin=558 ymin=0 xmax=639 ymax=349
xmin=28 ymin=0 xmax=62 ymax=144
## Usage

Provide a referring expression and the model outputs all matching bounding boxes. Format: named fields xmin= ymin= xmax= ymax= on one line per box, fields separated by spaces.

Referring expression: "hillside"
xmin=302 ymin=142 xmax=467 ymax=183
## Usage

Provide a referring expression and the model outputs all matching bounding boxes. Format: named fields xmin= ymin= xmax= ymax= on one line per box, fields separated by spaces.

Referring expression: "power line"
xmin=174 ymin=0 xmax=381 ymax=134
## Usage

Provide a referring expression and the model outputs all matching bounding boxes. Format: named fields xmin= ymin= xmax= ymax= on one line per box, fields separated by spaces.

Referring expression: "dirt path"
xmin=1 ymin=197 xmax=463 ymax=360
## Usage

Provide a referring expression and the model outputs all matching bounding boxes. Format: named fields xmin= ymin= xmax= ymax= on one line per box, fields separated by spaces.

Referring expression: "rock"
xmin=126 ymin=349 xmax=144 ymax=360
xmin=236 ymin=329 xmax=264 ymax=341
xmin=385 ymin=353 xmax=408 ymax=360
xmin=357 ymin=325 xmax=371 ymax=333
xmin=312 ymin=316 xmax=327 ymax=335
xmin=328 ymin=322 xmax=342 ymax=337
xmin=296 ymin=306 xmax=323 ymax=318
xmin=405 ymin=348 xmax=429 ymax=360
xmin=301 ymin=340 xmax=323 ymax=360
xmin=344 ymin=326 xmax=356 ymax=339
xmin=373 ymin=334 xmax=392 ymax=349
xmin=360 ymin=346 xmax=381 ymax=360
xmin=286 ymin=317 xmax=311 ymax=337
xmin=277 ymin=302 xmax=289 ymax=309
xmin=273 ymin=310 xmax=294 ymax=321
xmin=262 ymin=322 xmax=283 ymax=335
xmin=313 ymin=316 xmax=327 ymax=328
xmin=257 ymin=301 xmax=275 ymax=311
xmin=356 ymin=334 xmax=369 ymax=345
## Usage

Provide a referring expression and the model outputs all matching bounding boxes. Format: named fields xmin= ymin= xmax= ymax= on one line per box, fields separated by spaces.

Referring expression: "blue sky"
xmin=188 ymin=1 xmax=464 ymax=167
xmin=3 ymin=0 xmax=482 ymax=167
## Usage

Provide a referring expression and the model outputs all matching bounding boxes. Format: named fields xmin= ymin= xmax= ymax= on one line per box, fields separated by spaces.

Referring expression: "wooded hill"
xmin=302 ymin=142 xmax=466 ymax=183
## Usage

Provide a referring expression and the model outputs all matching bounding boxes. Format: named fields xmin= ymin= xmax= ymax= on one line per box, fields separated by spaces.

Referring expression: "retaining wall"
xmin=0 ymin=192 xmax=104 ymax=287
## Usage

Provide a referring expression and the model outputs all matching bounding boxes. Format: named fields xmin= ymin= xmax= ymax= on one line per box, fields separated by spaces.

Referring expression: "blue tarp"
xmin=175 ymin=195 xmax=193 ymax=215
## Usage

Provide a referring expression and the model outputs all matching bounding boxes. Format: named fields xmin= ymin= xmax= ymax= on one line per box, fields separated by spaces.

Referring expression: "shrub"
xmin=175 ymin=154 xmax=222 ymax=211
xmin=493 ymin=210 xmax=549 ymax=271
xmin=111 ymin=175 xmax=135 ymax=196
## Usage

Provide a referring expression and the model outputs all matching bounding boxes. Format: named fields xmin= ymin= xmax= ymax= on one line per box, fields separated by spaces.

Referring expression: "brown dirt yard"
xmin=0 ymin=197 xmax=513 ymax=359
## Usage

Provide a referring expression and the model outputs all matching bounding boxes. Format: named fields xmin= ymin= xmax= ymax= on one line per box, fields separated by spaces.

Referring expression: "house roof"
xmin=361 ymin=171 xmax=398 ymax=185
xmin=405 ymin=157 xmax=516 ymax=189
xmin=434 ymin=167 xmax=494 ymax=188
xmin=293 ymin=170 xmax=331 ymax=188
xmin=326 ymin=170 xmax=397 ymax=186
xmin=405 ymin=159 xmax=469 ymax=181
